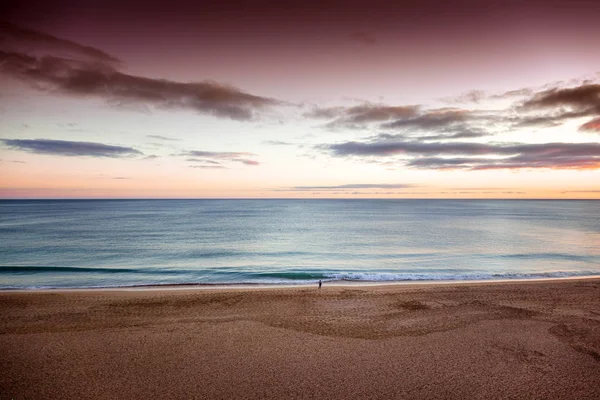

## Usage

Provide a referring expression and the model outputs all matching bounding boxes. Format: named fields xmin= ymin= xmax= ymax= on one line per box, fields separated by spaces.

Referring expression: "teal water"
xmin=0 ymin=199 xmax=599 ymax=289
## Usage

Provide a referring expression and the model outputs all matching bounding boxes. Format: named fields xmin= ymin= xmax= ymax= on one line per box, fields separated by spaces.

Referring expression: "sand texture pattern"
xmin=1 ymin=279 xmax=600 ymax=399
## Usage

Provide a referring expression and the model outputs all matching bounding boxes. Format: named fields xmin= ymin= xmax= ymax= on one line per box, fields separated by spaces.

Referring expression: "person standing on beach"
xmin=318 ymin=280 xmax=322 ymax=289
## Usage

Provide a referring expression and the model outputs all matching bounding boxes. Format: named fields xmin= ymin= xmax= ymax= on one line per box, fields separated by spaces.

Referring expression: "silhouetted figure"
xmin=318 ymin=280 xmax=322 ymax=289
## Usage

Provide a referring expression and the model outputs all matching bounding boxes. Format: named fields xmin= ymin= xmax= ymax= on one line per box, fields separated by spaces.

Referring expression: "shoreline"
xmin=3 ymin=274 xmax=600 ymax=293
xmin=2 ymin=277 xmax=599 ymax=399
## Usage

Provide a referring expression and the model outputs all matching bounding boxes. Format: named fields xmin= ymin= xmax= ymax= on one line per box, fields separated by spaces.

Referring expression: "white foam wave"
xmin=324 ymin=271 xmax=597 ymax=282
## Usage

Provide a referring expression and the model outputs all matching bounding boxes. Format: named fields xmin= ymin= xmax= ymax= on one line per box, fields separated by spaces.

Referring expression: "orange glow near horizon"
xmin=1 ymin=3 xmax=600 ymax=199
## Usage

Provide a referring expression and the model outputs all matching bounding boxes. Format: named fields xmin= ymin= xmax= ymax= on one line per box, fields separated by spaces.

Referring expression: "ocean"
xmin=0 ymin=199 xmax=599 ymax=289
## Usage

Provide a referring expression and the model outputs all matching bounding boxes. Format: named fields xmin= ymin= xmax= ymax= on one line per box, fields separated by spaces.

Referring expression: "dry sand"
xmin=1 ymin=279 xmax=600 ymax=399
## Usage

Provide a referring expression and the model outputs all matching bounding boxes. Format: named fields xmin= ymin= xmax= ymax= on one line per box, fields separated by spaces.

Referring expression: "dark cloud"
xmin=413 ymin=155 xmax=600 ymax=170
xmin=1 ymin=138 xmax=143 ymax=157
xmin=307 ymin=103 xmax=494 ymax=140
xmin=382 ymin=109 xmax=470 ymax=130
xmin=0 ymin=51 xmax=279 ymax=120
xmin=0 ymin=23 xmax=282 ymax=121
xmin=516 ymin=84 xmax=600 ymax=130
xmin=337 ymin=104 xmax=419 ymax=124
xmin=379 ymin=108 xmax=493 ymax=139
xmin=278 ymin=183 xmax=417 ymax=191
xmin=327 ymin=140 xmax=600 ymax=158
xmin=435 ymin=82 xmax=600 ymax=131
xmin=326 ymin=140 xmax=483 ymax=157
xmin=306 ymin=82 xmax=600 ymax=142
xmin=305 ymin=103 xmax=419 ymax=129
xmin=522 ymin=84 xmax=600 ymax=113
xmin=305 ymin=81 xmax=600 ymax=136
xmin=349 ymin=31 xmax=376 ymax=45
xmin=321 ymin=139 xmax=600 ymax=170
xmin=439 ymin=82 xmax=600 ymax=131
xmin=406 ymin=155 xmax=600 ymax=170
xmin=181 ymin=150 xmax=260 ymax=166
xmin=0 ymin=20 xmax=120 ymax=64
xmin=512 ymin=110 xmax=591 ymax=129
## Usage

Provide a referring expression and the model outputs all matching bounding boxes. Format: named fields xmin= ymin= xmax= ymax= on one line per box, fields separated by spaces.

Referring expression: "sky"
xmin=1 ymin=0 xmax=600 ymax=199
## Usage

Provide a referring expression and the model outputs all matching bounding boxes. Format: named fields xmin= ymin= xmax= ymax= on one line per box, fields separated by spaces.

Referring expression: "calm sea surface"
xmin=0 ymin=199 xmax=599 ymax=289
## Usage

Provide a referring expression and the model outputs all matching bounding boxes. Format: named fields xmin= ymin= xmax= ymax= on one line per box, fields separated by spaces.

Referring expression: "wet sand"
xmin=1 ymin=279 xmax=600 ymax=399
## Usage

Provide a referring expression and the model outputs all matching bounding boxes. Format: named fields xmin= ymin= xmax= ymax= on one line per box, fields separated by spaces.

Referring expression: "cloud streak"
xmin=321 ymin=140 xmax=600 ymax=170
xmin=277 ymin=183 xmax=417 ymax=191
xmin=0 ymin=21 xmax=120 ymax=64
xmin=517 ymin=83 xmax=600 ymax=131
xmin=314 ymin=82 xmax=600 ymax=170
xmin=579 ymin=117 xmax=600 ymax=132
xmin=309 ymin=81 xmax=600 ymax=139
xmin=380 ymin=108 xmax=493 ymax=140
xmin=306 ymin=103 xmax=419 ymax=129
xmin=444 ymin=87 xmax=535 ymax=104
xmin=147 ymin=135 xmax=180 ymax=141
xmin=307 ymin=102 xmax=496 ymax=140
xmin=181 ymin=150 xmax=260 ymax=167
xmin=1 ymin=138 xmax=143 ymax=158
xmin=522 ymin=84 xmax=600 ymax=113
xmin=381 ymin=109 xmax=470 ymax=130
xmin=190 ymin=165 xmax=227 ymax=169
xmin=0 ymin=23 xmax=282 ymax=121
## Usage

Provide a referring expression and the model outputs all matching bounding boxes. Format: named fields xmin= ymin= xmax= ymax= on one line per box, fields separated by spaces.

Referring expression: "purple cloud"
xmin=0 ymin=23 xmax=282 ymax=121
xmin=1 ymin=138 xmax=143 ymax=158
xmin=181 ymin=150 xmax=260 ymax=166
xmin=321 ymin=139 xmax=600 ymax=170
xmin=0 ymin=21 xmax=120 ymax=65
xmin=305 ymin=103 xmax=419 ymax=128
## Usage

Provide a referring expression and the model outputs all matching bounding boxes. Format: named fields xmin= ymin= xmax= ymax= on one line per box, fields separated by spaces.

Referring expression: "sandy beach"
xmin=1 ymin=279 xmax=599 ymax=399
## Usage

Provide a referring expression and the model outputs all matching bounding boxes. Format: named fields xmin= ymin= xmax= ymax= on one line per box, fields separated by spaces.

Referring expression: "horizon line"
xmin=1 ymin=197 xmax=599 ymax=201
